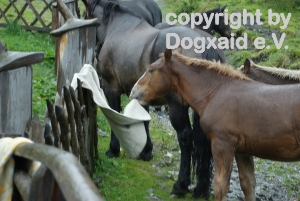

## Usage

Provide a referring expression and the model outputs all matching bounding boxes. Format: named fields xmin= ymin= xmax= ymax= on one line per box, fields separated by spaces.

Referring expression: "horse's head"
xmin=130 ymin=49 xmax=174 ymax=105
xmin=214 ymin=5 xmax=231 ymax=39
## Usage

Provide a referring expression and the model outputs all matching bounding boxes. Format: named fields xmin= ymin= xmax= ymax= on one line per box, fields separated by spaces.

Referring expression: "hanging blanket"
xmin=71 ymin=64 xmax=151 ymax=158
xmin=0 ymin=137 xmax=41 ymax=201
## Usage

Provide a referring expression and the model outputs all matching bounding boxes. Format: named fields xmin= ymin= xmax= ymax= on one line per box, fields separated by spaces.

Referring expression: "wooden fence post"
xmin=50 ymin=0 xmax=100 ymax=95
xmin=0 ymin=41 xmax=44 ymax=138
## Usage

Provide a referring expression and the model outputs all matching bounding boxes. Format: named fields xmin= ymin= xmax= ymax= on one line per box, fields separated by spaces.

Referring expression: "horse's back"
xmin=153 ymin=25 xmax=226 ymax=62
xmin=99 ymin=22 xmax=159 ymax=93
xmin=122 ymin=0 xmax=162 ymax=26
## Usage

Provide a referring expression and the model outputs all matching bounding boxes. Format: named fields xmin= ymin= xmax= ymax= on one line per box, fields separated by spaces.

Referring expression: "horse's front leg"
xmin=211 ymin=137 xmax=235 ymax=201
xmin=138 ymin=105 xmax=153 ymax=161
xmin=102 ymin=80 xmax=122 ymax=158
xmin=235 ymin=154 xmax=256 ymax=201
xmin=166 ymin=93 xmax=192 ymax=195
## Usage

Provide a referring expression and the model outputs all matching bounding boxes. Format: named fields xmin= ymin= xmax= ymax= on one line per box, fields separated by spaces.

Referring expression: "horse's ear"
xmin=164 ymin=49 xmax=172 ymax=62
xmin=175 ymin=45 xmax=182 ymax=54
xmin=221 ymin=5 xmax=227 ymax=12
xmin=243 ymin=58 xmax=251 ymax=75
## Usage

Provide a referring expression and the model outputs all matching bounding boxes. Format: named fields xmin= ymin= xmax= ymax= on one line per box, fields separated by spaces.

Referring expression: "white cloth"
xmin=0 ymin=137 xmax=41 ymax=201
xmin=71 ymin=64 xmax=151 ymax=158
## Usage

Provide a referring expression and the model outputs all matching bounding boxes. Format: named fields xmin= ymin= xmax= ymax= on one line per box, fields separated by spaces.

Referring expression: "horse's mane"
xmin=87 ymin=0 xmax=117 ymax=16
xmin=102 ymin=1 xmax=143 ymax=26
xmin=168 ymin=51 xmax=250 ymax=80
xmin=240 ymin=63 xmax=300 ymax=81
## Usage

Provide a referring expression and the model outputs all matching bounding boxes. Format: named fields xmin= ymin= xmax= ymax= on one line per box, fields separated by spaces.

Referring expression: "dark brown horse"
xmin=85 ymin=1 xmax=226 ymax=198
xmin=155 ymin=5 xmax=231 ymax=38
xmin=130 ymin=49 xmax=300 ymax=201
xmin=238 ymin=58 xmax=300 ymax=84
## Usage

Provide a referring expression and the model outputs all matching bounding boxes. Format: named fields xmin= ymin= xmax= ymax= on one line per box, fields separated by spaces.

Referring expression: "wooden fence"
xmin=0 ymin=0 xmax=81 ymax=32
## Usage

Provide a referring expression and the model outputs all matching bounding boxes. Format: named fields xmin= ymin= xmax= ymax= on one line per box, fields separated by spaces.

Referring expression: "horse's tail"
xmin=191 ymin=112 xmax=213 ymax=198
xmin=191 ymin=47 xmax=226 ymax=198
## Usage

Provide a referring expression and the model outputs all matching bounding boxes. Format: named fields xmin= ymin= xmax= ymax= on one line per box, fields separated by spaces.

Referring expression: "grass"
xmin=1 ymin=0 xmax=300 ymax=200
xmin=165 ymin=0 xmax=300 ymax=68
xmin=0 ymin=23 xmax=56 ymax=121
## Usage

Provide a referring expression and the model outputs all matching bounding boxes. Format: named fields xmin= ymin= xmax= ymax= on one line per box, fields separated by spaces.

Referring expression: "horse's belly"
xmin=237 ymin=134 xmax=300 ymax=162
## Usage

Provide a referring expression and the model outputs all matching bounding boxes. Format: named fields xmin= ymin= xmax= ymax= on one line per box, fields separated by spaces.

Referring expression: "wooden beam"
xmin=14 ymin=143 xmax=104 ymax=201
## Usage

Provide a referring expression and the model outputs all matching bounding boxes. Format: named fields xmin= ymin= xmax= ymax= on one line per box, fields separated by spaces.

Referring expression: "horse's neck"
xmin=170 ymin=62 xmax=224 ymax=115
xmin=249 ymin=67 xmax=299 ymax=85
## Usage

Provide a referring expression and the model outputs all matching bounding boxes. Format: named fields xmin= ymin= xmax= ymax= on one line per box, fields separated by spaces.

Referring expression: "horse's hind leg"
xmin=211 ymin=138 xmax=234 ymax=201
xmin=138 ymin=105 xmax=153 ymax=161
xmin=235 ymin=154 xmax=256 ymax=201
xmin=165 ymin=93 xmax=192 ymax=196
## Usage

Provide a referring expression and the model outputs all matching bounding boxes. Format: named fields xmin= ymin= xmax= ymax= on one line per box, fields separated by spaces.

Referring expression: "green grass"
xmin=165 ymin=0 xmax=300 ymax=68
xmin=0 ymin=23 xmax=56 ymax=121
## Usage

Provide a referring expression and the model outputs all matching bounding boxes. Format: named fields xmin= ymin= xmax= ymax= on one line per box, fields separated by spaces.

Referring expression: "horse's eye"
xmin=148 ymin=69 xmax=154 ymax=73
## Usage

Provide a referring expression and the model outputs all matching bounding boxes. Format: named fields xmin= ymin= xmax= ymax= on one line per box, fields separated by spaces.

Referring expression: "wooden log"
xmin=0 ymin=67 xmax=32 ymax=136
xmin=63 ymin=86 xmax=79 ymax=157
xmin=44 ymin=123 xmax=54 ymax=146
xmin=50 ymin=0 xmax=100 ymax=37
xmin=14 ymin=170 xmax=31 ymax=201
xmin=55 ymin=106 xmax=70 ymax=151
xmin=81 ymin=105 xmax=92 ymax=176
xmin=87 ymin=90 xmax=99 ymax=161
xmin=14 ymin=143 xmax=104 ymax=201
xmin=69 ymin=85 xmax=86 ymax=167
xmin=30 ymin=114 xmax=44 ymax=143
xmin=0 ymin=41 xmax=44 ymax=137
xmin=46 ymin=100 xmax=60 ymax=147
xmin=29 ymin=164 xmax=65 ymax=201
xmin=77 ymin=78 xmax=85 ymax=106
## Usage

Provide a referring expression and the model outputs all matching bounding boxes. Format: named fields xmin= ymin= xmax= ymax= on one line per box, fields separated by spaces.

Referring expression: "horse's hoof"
xmin=171 ymin=186 xmax=188 ymax=196
xmin=105 ymin=149 xmax=120 ymax=158
xmin=138 ymin=151 xmax=153 ymax=161
xmin=192 ymin=191 xmax=210 ymax=200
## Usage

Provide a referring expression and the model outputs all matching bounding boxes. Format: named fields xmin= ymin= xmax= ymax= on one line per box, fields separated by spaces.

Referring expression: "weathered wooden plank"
xmin=29 ymin=114 xmax=44 ymax=143
xmin=0 ymin=51 xmax=44 ymax=72
xmin=55 ymin=105 xmax=70 ymax=151
xmin=14 ymin=143 xmax=104 ymax=201
xmin=0 ymin=67 xmax=32 ymax=135
xmin=52 ymin=0 xmax=80 ymax=32
xmin=46 ymin=100 xmax=60 ymax=147
xmin=29 ymin=164 xmax=66 ymax=201
xmin=14 ymin=170 xmax=31 ymax=201
xmin=0 ymin=134 xmax=22 ymax=138
xmin=54 ymin=27 xmax=97 ymax=94
xmin=63 ymin=86 xmax=79 ymax=157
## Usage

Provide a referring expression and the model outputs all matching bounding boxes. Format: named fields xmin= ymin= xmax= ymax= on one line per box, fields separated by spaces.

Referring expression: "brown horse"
xmin=130 ymin=49 xmax=300 ymax=201
xmin=238 ymin=58 xmax=300 ymax=84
